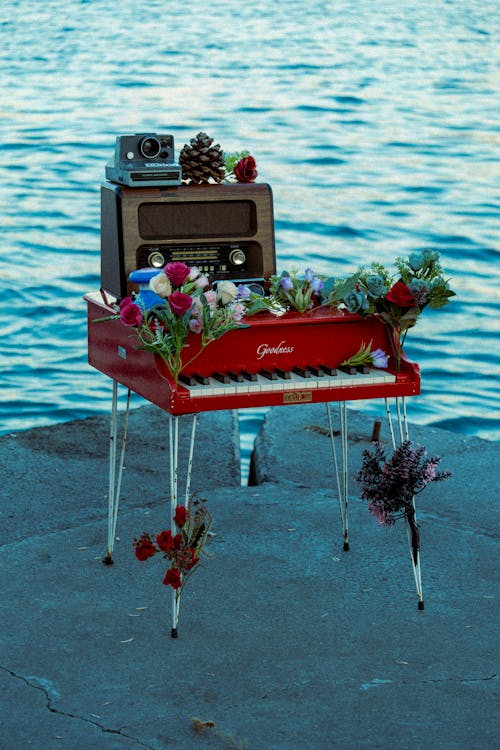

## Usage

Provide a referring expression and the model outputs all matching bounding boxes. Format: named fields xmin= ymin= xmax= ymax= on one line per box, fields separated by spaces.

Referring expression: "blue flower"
xmin=408 ymin=279 xmax=429 ymax=306
xmin=365 ymin=274 xmax=387 ymax=298
xmin=344 ymin=290 xmax=368 ymax=313
xmin=408 ymin=252 xmax=424 ymax=272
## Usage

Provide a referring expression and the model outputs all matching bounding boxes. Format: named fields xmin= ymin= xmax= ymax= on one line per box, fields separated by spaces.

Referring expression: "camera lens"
xmin=140 ymin=136 xmax=162 ymax=159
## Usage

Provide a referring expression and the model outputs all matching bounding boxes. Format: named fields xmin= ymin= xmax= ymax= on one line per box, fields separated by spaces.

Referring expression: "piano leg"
xmin=385 ymin=397 xmax=424 ymax=611
xmin=326 ymin=402 xmax=350 ymax=552
xmin=168 ymin=412 xmax=198 ymax=638
xmin=103 ymin=381 xmax=131 ymax=565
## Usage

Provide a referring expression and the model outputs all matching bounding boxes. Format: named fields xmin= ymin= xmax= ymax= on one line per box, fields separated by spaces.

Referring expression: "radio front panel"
xmin=100 ymin=182 xmax=276 ymax=299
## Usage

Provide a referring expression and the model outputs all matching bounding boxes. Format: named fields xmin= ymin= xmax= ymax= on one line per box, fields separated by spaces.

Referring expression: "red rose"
xmin=156 ymin=530 xmax=183 ymax=552
xmin=156 ymin=530 xmax=174 ymax=552
xmin=119 ymin=301 xmax=143 ymax=327
xmin=385 ymin=281 xmax=416 ymax=308
xmin=234 ymin=156 xmax=258 ymax=183
xmin=165 ymin=261 xmax=191 ymax=287
xmin=134 ymin=536 xmax=156 ymax=561
xmin=173 ymin=506 xmax=188 ymax=527
xmin=163 ymin=567 xmax=182 ymax=589
xmin=168 ymin=290 xmax=193 ymax=317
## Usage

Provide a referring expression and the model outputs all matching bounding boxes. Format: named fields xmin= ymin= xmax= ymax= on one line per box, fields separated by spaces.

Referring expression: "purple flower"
xmin=279 ymin=276 xmax=294 ymax=292
xmin=311 ymin=277 xmax=324 ymax=294
xmin=370 ymin=348 xmax=389 ymax=369
xmin=236 ymin=284 xmax=252 ymax=300
xmin=304 ymin=268 xmax=315 ymax=283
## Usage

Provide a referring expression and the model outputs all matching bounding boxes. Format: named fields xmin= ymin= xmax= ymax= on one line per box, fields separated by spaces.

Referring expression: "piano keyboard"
xmin=179 ymin=366 xmax=396 ymax=398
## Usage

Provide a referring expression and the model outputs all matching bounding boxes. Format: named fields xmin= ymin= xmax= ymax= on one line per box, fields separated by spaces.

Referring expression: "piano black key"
xmin=293 ymin=366 xmax=311 ymax=378
xmin=213 ymin=372 xmax=231 ymax=384
xmin=356 ymin=365 xmax=370 ymax=374
xmin=275 ymin=368 xmax=292 ymax=380
xmin=242 ymin=370 xmax=258 ymax=382
xmin=309 ymin=366 xmax=325 ymax=377
xmin=321 ymin=365 xmax=338 ymax=377
xmin=179 ymin=374 xmax=198 ymax=387
xmin=228 ymin=371 xmax=245 ymax=383
xmin=339 ymin=365 xmax=357 ymax=375
xmin=260 ymin=369 xmax=278 ymax=380
xmin=195 ymin=374 xmax=210 ymax=386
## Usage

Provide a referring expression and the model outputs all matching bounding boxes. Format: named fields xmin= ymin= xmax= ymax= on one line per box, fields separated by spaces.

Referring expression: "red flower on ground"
xmin=134 ymin=534 xmax=157 ymax=561
xmin=168 ymin=290 xmax=193 ymax=317
xmin=163 ymin=567 xmax=182 ymax=589
xmin=234 ymin=155 xmax=258 ymax=183
xmin=164 ymin=261 xmax=191 ymax=287
xmin=173 ymin=506 xmax=188 ymax=527
xmin=156 ymin=530 xmax=182 ymax=552
xmin=385 ymin=281 xmax=416 ymax=308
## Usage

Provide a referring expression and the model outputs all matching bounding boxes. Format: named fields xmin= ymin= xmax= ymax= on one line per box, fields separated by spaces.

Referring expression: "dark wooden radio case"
xmin=100 ymin=181 xmax=276 ymax=299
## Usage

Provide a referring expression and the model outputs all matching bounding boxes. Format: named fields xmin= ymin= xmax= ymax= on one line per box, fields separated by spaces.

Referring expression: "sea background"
xmin=1 ymin=0 xmax=499 ymax=482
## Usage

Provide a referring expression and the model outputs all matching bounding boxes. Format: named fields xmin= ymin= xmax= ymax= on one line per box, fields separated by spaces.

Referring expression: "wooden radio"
xmin=100 ymin=181 xmax=276 ymax=299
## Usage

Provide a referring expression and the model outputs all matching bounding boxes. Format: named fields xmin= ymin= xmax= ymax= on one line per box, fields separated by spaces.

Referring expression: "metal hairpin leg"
xmin=385 ymin=396 xmax=424 ymax=610
xmin=103 ymin=381 xmax=131 ymax=565
xmin=326 ymin=401 xmax=349 ymax=551
xmin=169 ymin=412 xmax=198 ymax=638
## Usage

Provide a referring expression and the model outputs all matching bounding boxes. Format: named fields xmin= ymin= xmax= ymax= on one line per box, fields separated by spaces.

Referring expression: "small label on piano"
xmin=118 ymin=345 xmax=127 ymax=360
xmin=283 ymin=390 xmax=313 ymax=404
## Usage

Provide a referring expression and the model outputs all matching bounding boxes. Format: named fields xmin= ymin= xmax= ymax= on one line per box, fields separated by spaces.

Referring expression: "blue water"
xmin=1 ymin=0 xmax=499 ymax=464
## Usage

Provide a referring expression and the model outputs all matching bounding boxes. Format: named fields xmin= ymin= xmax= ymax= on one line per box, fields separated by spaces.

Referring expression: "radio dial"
xmin=148 ymin=251 xmax=166 ymax=268
xmin=228 ymin=248 xmax=246 ymax=267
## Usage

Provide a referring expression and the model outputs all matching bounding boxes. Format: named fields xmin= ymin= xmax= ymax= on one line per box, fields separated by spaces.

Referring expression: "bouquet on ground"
xmin=133 ymin=500 xmax=212 ymax=592
xmin=356 ymin=440 xmax=451 ymax=562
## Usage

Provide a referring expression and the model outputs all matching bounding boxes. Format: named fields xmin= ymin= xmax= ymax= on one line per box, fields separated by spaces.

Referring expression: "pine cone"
xmin=179 ymin=132 xmax=226 ymax=184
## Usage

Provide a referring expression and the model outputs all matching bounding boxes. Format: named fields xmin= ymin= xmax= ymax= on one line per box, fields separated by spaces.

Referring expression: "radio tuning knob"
xmin=228 ymin=248 xmax=246 ymax=266
xmin=148 ymin=251 xmax=166 ymax=268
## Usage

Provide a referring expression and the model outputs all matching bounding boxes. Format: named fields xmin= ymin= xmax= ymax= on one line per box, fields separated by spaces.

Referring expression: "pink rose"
xmin=234 ymin=155 xmax=258 ymax=183
xmin=164 ymin=261 xmax=191 ymax=287
xmin=119 ymin=302 xmax=143 ymax=327
xmin=189 ymin=316 xmax=203 ymax=334
xmin=203 ymin=290 xmax=217 ymax=310
xmin=168 ymin=290 xmax=193 ymax=317
xmin=230 ymin=302 xmax=245 ymax=322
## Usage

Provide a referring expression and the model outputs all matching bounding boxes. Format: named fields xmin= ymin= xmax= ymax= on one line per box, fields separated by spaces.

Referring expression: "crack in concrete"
xmin=0 ymin=666 xmax=155 ymax=749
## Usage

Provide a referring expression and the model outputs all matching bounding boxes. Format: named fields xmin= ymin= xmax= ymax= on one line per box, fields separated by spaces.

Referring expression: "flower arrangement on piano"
xmin=103 ymin=262 xmax=250 ymax=383
xmin=269 ymin=267 xmax=325 ymax=313
xmin=320 ymin=250 xmax=455 ymax=369
xmin=133 ymin=499 xmax=212 ymax=634
xmin=356 ymin=440 xmax=451 ymax=564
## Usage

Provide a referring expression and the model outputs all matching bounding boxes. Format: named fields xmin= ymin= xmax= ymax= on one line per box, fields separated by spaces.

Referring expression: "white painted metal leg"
xmin=168 ymin=412 xmax=198 ymax=638
xmin=104 ymin=382 xmax=131 ymax=564
xmin=326 ymin=402 xmax=349 ymax=551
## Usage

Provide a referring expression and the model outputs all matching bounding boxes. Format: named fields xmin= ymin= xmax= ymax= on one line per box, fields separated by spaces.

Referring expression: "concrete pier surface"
xmin=0 ymin=403 xmax=498 ymax=749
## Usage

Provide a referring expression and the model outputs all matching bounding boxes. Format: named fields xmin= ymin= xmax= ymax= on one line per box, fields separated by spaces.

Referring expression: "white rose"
xmin=217 ymin=280 xmax=238 ymax=306
xmin=149 ymin=272 xmax=172 ymax=298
